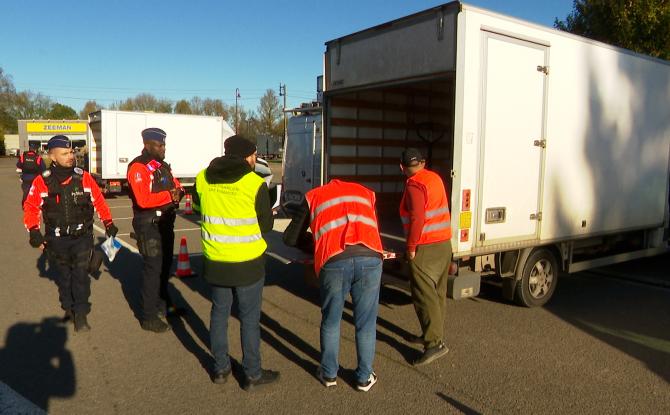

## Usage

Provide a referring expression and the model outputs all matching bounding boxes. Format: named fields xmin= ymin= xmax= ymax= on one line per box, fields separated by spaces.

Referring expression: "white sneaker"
xmin=317 ymin=367 xmax=337 ymax=387
xmin=356 ymin=372 xmax=377 ymax=392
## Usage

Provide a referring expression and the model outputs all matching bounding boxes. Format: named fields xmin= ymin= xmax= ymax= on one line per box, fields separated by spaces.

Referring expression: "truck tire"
xmin=514 ymin=248 xmax=558 ymax=307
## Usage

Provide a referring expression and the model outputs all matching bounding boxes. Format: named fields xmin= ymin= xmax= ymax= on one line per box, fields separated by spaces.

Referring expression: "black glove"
xmin=29 ymin=229 xmax=44 ymax=248
xmin=104 ymin=221 xmax=118 ymax=238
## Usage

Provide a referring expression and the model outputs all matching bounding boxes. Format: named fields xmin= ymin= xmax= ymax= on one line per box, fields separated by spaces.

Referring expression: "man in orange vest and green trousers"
xmin=399 ymin=148 xmax=452 ymax=366
xmin=283 ymin=180 xmax=384 ymax=392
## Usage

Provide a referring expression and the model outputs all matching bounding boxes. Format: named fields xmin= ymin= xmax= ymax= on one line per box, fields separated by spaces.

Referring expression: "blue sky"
xmin=0 ymin=1 xmax=573 ymax=115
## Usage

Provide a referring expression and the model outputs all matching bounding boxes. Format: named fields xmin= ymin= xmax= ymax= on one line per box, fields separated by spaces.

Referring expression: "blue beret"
xmin=47 ymin=135 xmax=71 ymax=150
xmin=141 ymin=127 xmax=166 ymax=143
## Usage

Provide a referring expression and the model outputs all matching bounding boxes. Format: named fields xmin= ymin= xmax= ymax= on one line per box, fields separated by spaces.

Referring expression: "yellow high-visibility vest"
xmin=196 ymin=169 xmax=267 ymax=262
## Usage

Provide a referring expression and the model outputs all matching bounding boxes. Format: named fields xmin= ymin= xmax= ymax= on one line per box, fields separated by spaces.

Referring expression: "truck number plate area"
xmin=485 ymin=207 xmax=506 ymax=224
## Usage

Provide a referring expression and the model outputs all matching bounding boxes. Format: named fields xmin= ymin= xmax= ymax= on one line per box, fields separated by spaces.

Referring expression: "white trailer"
xmin=322 ymin=1 xmax=670 ymax=306
xmin=87 ymin=110 xmax=235 ymax=192
xmin=281 ymin=103 xmax=323 ymax=210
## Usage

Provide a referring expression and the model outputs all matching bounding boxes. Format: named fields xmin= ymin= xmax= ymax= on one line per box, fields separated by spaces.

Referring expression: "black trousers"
xmin=132 ymin=211 xmax=176 ymax=320
xmin=46 ymin=234 xmax=93 ymax=315
xmin=21 ymin=178 xmax=34 ymax=206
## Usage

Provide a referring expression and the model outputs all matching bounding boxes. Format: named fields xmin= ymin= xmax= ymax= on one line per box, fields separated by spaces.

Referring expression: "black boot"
xmin=62 ymin=310 xmax=73 ymax=323
xmin=413 ymin=341 xmax=449 ymax=366
xmin=243 ymin=369 xmax=280 ymax=391
xmin=141 ymin=318 xmax=170 ymax=333
xmin=73 ymin=313 xmax=91 ymax=332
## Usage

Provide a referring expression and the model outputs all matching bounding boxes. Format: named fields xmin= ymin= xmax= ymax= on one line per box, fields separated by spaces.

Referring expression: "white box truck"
xmin=87 ymin=110 xmax=235 ymax=192
xmin=281 ymin=103 xmax=323 ymax=210
xmin=321 ymin=1 xmax=670 ymax=306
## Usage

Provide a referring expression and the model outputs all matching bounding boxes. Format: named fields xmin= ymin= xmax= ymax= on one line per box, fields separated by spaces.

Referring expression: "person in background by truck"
xmin=399 ymin=148 xmax=452 ymax=366
xmin=283 ymin=179 xmax=384 ymax=392
xmin=74 ymin=144 xmax=89 ymax=171
xmin=16 ymin=144 xmax=46 ymax=205
xmin=192 ymin=135 xmax=279 ymax=390
xmin=126 ymin=128 xmax=185 ymax=333
xmin=23 ymin=135 xmax=118 ymax=332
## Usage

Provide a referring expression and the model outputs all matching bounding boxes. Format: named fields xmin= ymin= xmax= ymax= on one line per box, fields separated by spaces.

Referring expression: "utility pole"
xmin=279 ymin=83 xmax=287 ymax=146
xmin=235 ymin=88 xmax=241 ymax=133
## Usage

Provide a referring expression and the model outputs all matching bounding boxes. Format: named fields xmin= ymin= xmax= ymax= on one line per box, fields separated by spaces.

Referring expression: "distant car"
xmin=8 ymin=148 xmax=20 ymax=157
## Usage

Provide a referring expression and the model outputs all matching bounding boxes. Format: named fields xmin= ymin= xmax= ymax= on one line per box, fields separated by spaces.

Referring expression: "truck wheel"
xmin=514 ymin=248 xmax=558 ymax=307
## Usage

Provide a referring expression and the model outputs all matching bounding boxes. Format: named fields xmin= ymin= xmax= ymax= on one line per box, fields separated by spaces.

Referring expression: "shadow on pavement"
xmin=166 ymin=282 xmax=214 ymax=375
xmin=436 ymin=392 xmax=482 ymax=415
xmin=263 ymin=248 xmax=421 ymax=366
xmin=260 ymin=311 xmax=320 ymax=377
xmin=104 ymin=246 xmax=144 ymax=321
xmin=36 ymin=250 xmax=59 ymax=282
xmin=0 ymin=317 xmax=75 ymax=411
xmin=545 ymin=273 xmax=670 ymax=383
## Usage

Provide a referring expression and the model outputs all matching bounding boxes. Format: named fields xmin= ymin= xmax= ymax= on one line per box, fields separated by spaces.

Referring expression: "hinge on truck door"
xmin=534 ymin=139 xmax=546 ymax=148
xmin=336 ymin=40 xmax=342 ymax=65
xmin=437 ymin=8 xmax=445 ymax=41
xmin=537 ymin=65 xmax=549 ymax=75
xmin=530 ymin=212 xmax=543 ymax=221
xmin=479 ymin=233 xmax=486 ymax=242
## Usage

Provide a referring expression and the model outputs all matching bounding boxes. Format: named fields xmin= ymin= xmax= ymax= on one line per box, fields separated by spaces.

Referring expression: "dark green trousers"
xmin=409 ymin=240 xmax=452 ymax=348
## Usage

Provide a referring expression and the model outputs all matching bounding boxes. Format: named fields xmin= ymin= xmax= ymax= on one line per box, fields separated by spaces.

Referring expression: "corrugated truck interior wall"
xmin=327 ymin=75 xmax=455 ymax=239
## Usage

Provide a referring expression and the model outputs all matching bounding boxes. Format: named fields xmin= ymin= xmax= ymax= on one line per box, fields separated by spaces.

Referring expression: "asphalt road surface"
xmin=0 ymin=157 xmax=668 ymax=414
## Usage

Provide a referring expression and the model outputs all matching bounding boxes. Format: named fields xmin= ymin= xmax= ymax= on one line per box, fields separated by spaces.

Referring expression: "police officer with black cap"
xmin=23 ymin=135 xmax=118 ymax=332
xmin=127 ymin=128 xmax=185 ymax=333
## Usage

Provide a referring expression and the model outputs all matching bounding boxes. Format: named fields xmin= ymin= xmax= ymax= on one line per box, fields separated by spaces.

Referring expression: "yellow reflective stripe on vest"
xmin=202 ymin=230 xmax=263 ymax=244
xmin=196 ymin=169 xmax=267 ymax=262
xmin=203 ymin=215 xmax=258 ymax=226
xmin=314 ymin=214 xmax=378 ymax=241
xmin=310 ymin=195 xmax=372 ymax=221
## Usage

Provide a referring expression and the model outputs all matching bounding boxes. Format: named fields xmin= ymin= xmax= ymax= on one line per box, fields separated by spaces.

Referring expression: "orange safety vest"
xmin=399 ymin=168 xmax=452 ymax=245
xmin=306 ymin=180 xmax=384 ymax=276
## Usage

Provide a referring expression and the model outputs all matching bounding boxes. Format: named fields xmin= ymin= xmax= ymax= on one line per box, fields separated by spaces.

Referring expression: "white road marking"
xmin=265 ymin=251 xmax=292 ymax=265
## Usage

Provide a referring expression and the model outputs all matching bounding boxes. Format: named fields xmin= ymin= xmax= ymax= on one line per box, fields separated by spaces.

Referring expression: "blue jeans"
xmin=210 ymin=277 xmax=264 ymax=379
xmin=319 ymin=256 xmax=382 ymax=383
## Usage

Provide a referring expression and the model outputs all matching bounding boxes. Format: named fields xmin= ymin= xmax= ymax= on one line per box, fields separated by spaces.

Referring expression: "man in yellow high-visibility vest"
xmin=193 ymin=135 xmax=279 ymax=391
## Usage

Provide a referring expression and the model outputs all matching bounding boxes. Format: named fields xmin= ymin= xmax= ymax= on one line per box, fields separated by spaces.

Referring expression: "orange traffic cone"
xmin=174 ymin=237 xmax=196 ymax=278
xmin=183 ymin=194 xmax=193 ymax=215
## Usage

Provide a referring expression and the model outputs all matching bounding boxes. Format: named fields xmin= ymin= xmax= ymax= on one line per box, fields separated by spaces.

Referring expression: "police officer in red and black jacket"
xmin=23 ymin=135 xmax=117 ymax=332
xmin=16 ymin=145 xmax=46 ymax=205
xmin=127 ymin=128 xmax=185 ymax=333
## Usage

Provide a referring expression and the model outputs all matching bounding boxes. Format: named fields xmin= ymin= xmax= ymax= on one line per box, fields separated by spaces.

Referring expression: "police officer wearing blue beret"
xmin=126 ymin=128 xmax=185 ymax=333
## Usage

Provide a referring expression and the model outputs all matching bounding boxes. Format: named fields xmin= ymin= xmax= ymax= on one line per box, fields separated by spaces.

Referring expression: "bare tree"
xmin=79 ymin=100 xmax=101 ymax=119
xmin=257 ymin=89 xmax=282 ymax=138
xmin=174 ymin=99 xmax=192 ymax=114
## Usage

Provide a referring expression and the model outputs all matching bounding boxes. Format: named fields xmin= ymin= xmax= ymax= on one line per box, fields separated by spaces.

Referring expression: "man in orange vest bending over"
xmin=399 ymin=148 xmax=452 ymax=366
xmin=283 ymin=180 xmax=384 ymax=392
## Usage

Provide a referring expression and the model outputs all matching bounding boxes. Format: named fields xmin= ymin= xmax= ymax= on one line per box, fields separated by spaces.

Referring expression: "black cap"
xmin=400 ymin=147 xmax=425 ymax=166
xmin=141 ymin=127 xmax=166 ymax=143
xmin=224 ymin=135 xmax=257 ymax=158
xmin=47 ymin=135 xmax=71 ymax=150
